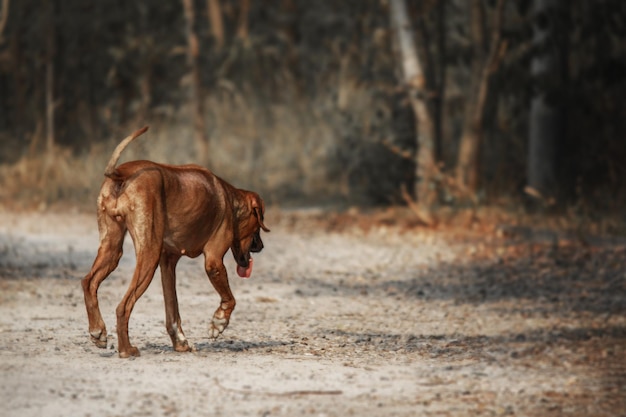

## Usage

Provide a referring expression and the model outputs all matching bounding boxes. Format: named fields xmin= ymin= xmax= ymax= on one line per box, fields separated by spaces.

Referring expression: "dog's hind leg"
xmin=82 ymin=211 xmax=126 ymax=349
xmin=116 ymin=252 xmax=161 ymax=357
xmin=160 ymin=252 xmax=193 ymax=352
xmin=114 ymin=242 xmax=161 ymax=357
xmin=115 ymin=192 xmax=164 ymax=358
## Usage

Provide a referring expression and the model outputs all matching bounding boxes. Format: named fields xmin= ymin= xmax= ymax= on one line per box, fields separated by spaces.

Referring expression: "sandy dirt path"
xmin=0 ymin=209 xmax=624 ymax=416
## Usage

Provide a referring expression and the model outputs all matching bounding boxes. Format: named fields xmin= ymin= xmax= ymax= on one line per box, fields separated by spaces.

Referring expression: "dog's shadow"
xmin=143 ymin=339 xmax=292 ymax=354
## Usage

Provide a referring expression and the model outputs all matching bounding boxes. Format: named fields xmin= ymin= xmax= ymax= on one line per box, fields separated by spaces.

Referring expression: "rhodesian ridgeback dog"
xmin=81 ymin=126 xmax=269 ymax=358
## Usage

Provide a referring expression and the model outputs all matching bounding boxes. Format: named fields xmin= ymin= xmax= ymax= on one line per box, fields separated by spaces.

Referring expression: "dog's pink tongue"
xmin=237 ymin=258 xmax=253 ymax=278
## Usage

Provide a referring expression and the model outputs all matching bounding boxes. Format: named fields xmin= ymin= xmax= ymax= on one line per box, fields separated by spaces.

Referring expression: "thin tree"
xmin=44 ymin=0 xmax=55 ymax=155
xmin=236 ymin=0 xmax=251 ymax=45
xmin=207 ymin=0 xmax=225 ymax=50
xmin=181 ymin=0 xmax=209 ymax=165
xmin=434 ymin=0 xmax=447 ymax=162
xmin=455 ymin=0 xmax=507 ymax=195
xmin=389 ymin=0 xmax=437 ymax=220
xmin=0 ymin=0 xmax=9 ymax=44
xmin=526 ymin=0 xmax=566 ymax=204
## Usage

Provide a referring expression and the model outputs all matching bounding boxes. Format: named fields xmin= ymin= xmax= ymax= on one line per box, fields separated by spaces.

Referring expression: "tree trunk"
xmin=0 ymin=0 xmax=9 ymax=44
xmin=456 ymin=0 xmax=506 ymax=195
xmin=45 ymin=0 xmax=55 ymax=155
xmin=181 ymin=0 xmax=209 ymax=165
xmin=527 ymin=0 xmax=566 ymax=203
xmin=236 ymin=0 xmax=250 ymax=45
xmin=434 ymin=0 xmax=447 ymax=163
xmin=207 ymin=0 xmax=224 ymax=50
xmin=389 ymin=0 xmax=437 ymax=211
xmin=412 ymin=1 xmax=446 ymax=167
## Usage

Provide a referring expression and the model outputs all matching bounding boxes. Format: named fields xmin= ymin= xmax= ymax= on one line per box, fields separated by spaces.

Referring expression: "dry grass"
xmin=0 ymin=71 xmax=388 ymax=209
xmin=0 ymin=146 xmax=107 ymax=208
xmin=0 ymin=100 xmax=340 ymax=207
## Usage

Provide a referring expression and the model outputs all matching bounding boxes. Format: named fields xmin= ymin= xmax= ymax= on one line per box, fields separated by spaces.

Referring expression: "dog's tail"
xmin=104 ymin=126 xmax=149 ymax=178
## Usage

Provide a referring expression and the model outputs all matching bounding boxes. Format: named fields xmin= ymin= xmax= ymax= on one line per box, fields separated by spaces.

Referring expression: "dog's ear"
xmin=250 ymin=194 xmax=270 ymax=232
xmin=254 ymin=206 xmax=270 ymax=232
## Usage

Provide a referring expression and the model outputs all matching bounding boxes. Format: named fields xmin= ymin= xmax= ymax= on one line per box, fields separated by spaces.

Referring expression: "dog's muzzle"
xmin=250 ymin=233 xmax=264 ymax=253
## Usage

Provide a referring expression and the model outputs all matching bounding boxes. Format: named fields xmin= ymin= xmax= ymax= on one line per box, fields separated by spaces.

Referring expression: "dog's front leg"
xmin=204 ymin=256 xmax=236 ymax=339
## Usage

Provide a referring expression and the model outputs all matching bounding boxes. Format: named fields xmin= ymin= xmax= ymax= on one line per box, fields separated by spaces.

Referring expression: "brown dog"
xmin=81 ymin=126 xmax=269 ymax=358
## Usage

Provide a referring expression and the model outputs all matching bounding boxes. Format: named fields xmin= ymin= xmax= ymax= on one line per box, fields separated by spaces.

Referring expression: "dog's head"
xmin=232 ymin=191 xmax=270 ymax=278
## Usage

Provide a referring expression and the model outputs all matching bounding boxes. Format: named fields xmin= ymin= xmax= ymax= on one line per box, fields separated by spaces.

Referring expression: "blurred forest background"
xmin=0 ymin=0 xmax=624 ymax=226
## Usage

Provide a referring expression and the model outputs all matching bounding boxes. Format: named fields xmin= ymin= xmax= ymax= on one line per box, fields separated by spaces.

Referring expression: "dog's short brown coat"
xmin=81 ymin=127 xmax=269 ymax=358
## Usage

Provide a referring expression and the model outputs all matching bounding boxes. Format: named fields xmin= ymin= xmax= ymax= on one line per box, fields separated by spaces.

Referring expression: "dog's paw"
xmin=118 ymin=346 xmax=140 ymax=358
xmin=169 ymin=327 xmax=193 ymax=352
xmin=209 ymin=317 xmax=228 ymax=339
xmin=174 ymin=339 xmax=194 ymax=353
xmin=89 ymin=329 xmax=108 ymax=349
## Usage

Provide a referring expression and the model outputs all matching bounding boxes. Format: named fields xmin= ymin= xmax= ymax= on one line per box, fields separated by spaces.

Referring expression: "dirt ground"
xmin=0 ymin=208 xmax=625 ymax=417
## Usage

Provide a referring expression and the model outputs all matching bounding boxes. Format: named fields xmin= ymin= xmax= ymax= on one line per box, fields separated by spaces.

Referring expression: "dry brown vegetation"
xmin=0 ymin=75 xmax=394 ymax=209
xmin=2 ymin=1 xmax=624 ymax=213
